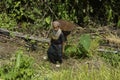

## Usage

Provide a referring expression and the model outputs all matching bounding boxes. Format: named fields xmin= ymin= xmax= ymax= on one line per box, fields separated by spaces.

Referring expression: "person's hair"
xmin=52 ymin=21 xmax=60 ymax=27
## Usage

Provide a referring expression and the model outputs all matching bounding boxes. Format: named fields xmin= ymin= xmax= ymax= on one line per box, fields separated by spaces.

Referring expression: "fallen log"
xmin=0 ymin=28 xmax=50 ymax=43
xmin=0 ymin=28 xmax=10 ymax=36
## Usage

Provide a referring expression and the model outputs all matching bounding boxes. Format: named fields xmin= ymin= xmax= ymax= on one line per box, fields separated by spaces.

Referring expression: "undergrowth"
xmin=0 ymin=49 xmax=34 ymax=80
xmin=0 ymin=13 xmax=17 ymax=30
xmin=0 ymin=34 xmax=120 ymax=80
xmin=0 ymin=49 xmax=120 ymax=80
xmin=100 ymin=52 xmax=120 ymax=68
xmin=32 ymin=60 xmax=120 ymax=80
xmin=65 ymin=34 xmax=100 ymax=58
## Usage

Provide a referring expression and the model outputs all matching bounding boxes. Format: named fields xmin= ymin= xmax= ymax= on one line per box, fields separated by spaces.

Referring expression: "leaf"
xmin=33 ymin=8 xmax=41 ymax=14
xmin=79 ymin=34 xmax=91 ymax=56
xmin=15 ymin=50 xmax=23 ymax=69
xmin=45 ymin=16 xmax=51 ymax=24
xmin=83 ymin=16 xmax=90 ymax=23
xmin=79 ymin=34 xmax=91 ymax=51
xmin=107 ymin=8 xmax=113 ymax=21
xmin=14 ymin=1 xmax=21 ymax=8
xmin=8 ymin=0 xmax=12 ymax=4
xmin=65 ymin=44 xmax=77 ymax=56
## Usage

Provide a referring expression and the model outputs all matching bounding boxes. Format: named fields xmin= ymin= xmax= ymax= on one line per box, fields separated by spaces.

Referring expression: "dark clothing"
xmin=47 ymin=33 xmax=65 ymax=64
xmin=62 ymin=31 xmax=71 ymax=41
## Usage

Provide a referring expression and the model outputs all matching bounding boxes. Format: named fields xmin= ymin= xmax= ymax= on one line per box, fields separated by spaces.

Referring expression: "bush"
xmin=65 ymin=34 xmax=100 ymax=58
xmin=0 ymin=49 xmax=34 ymax=80
xmin=0 ymin=13 xmax=17 ymax=30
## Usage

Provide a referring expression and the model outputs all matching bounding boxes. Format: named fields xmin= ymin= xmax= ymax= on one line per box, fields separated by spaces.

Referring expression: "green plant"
xmin=65 ymin=34 xmax=100 ymax=58
xmin=0 ymin=49 xmax=34 ymax=80
xmin=65 ymin=44 xmax=78 ymax=57
xmin=0 ymin=13 xmax=17 ymax=30
xmin=0 ymin=0 xmax=120 ymax=27
xmin=100 ymin=52 xmax=120 ymax=67
xmin=34 ymin=63 xmax=120 ymax=80
xmin=78 ymin=34 xmax=91 ymax=57
xmin=89 ymin=36 xmax=100 ymax=56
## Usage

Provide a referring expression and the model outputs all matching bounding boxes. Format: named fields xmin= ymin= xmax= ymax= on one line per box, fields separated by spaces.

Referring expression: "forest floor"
xmin=0 ymin=26 xmax=120 ymax=69
xmin=0 ymin=34 xmax=88 ymax=69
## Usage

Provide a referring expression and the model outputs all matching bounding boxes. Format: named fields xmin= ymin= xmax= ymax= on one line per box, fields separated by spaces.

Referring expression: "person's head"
xmin=52 ymin=21 xmax=60 ymax=30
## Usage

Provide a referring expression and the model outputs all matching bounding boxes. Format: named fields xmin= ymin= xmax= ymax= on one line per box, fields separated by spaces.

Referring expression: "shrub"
xmin=65 ymin=34 xmax=100 ymax=58
xmin=0 ymin=13 xmax=17 ymax=30
xmin=0 ymin=49 xmax=34 ymax=80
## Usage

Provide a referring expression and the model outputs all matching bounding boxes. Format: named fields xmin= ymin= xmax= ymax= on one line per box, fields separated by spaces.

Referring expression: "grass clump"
xmin=34 ymin=62 xmax=120 ymax=80
xmin=0 ymin=49 xmax=34 ymax=80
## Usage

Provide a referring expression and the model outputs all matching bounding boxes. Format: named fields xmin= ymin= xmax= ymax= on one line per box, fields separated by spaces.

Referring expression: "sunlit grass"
xmin=33 ymin=62 xmax=120 ymax=80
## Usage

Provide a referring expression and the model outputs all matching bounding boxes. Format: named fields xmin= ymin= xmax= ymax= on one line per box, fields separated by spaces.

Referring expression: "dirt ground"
xmin=0 ymin=35 xmax=18 ymax=59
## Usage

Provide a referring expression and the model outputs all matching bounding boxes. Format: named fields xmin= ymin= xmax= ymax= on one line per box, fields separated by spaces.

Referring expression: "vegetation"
xmin=65 ymin=34 xmax=100 ymax=57
xmin=0 ymin=0 xmax=120 ymax=31
xmin=0 ymin=49 xmax=34 ymax=80
xmin=0 ymin=0 xmax=120 ymax=80
xmin=100 ymin=52 xmax=120 ymax=68
xmin=0 ymin=13 xmax=16 ymax=30
xmin=0 ymin=49 xmax=120 ymax=80
xmin=41 ymin=65 xmax=120 ymax=80
xmin=0 ymin=34 xmax=119 ymax=80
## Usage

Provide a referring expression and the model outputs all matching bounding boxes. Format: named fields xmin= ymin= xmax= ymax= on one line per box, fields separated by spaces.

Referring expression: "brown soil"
xmin=0 ymin=35 xmax=18 ymax=59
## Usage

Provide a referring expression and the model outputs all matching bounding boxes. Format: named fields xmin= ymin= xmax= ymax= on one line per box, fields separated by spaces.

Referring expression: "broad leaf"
xmin=79 ymin=34 xmax=91 ymax=55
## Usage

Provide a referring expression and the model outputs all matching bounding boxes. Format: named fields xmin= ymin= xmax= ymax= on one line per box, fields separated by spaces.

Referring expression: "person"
xmin=47 ymin=21 xmax=65 ymax=67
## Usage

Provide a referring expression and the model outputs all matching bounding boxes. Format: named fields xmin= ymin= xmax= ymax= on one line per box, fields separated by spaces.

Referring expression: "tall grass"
xmin=34 ymin=62 xmax=120 ymax=80
xmin=0 ymin=50 xmax=120 ymax=80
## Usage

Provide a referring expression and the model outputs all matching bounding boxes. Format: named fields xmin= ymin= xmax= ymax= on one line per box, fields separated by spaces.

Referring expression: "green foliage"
xmin=0 ymin=49 xmax=34 ymax=80
xmin=35 ymin=63 xmax=120 ymax=80
xmin=45 ymin=16 xmax=51 ymax=24
xmin=65 ymin=34 xmax=100 ymax=58
xmin=83 ymin=16 xmax=90 ymax=23
xmin=79 ymin=34 xmax=91 ymax=54
xmin=65 ymin=44 xmax=78 ymax=57
xmin=0 ymin=13 xmax=17 ymax=30
xmin=57 ymin=3 xmax=77 ymax=22
xmin=89 ymin=36 xmax=100 ymax=56
xmin=78 ymin=34 xmax=99 ymax=57
xmin=100 ymin=53 xmax=120 ymax=67
xmin=0 ymin=0 xmax=120 ymax=33
xmin=105 ymin=5 xmax=113 ymax=22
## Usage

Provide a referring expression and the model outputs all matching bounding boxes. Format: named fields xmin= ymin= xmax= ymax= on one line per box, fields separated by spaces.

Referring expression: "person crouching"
xmin=47 ymin=21 xmax=65 ymax=66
